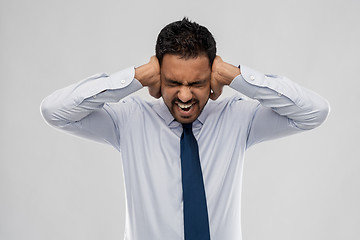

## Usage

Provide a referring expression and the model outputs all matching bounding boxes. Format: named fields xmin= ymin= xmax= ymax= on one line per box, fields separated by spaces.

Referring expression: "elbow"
xmin=317 ymin=99 xmax=331 ymax=126
xmin=40 ymin=97 xmax=55 ymax=126
xmin=40 ymin=97 xmax=66 ymax=127
xmin=312 ymin=99 xmax=330 ymax=129
xmin=295 ymin=98 xmax=330 ymax=130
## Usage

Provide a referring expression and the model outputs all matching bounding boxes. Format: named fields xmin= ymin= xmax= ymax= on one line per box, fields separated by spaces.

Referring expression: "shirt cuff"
xmin=229 ymin=64 xmax=295 ymax=102
xmin=229 ymin=65 xmax=266 ymax=98
xmin=79 ymin=66 xmax=143 ymax=99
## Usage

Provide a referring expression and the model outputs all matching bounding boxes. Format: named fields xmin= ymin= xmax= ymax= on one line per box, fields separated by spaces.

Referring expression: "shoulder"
xmin=207 ymin=93 xmax=259 ymax=112
xmin=103 ymin=95 xmax=159 ymax=121
xmin=108 ymin=95 xmax=157 ymax=109
xmin=201 ymin=93 xmax=260 ymax=122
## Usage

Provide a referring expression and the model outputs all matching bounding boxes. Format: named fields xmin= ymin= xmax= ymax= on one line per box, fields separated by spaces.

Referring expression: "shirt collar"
xmin=197 ymin=99 xmax=213 ymax=125
xmin=153 ymin=98 xmax=176 ymax=126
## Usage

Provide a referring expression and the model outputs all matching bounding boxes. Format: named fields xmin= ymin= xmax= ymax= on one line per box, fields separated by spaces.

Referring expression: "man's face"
xmin=160 ymin=54 xmax=211 ymax=124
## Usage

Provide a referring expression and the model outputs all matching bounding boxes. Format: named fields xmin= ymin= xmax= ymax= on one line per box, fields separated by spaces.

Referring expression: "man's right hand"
xmin=135 ymin=56 xmax=161 ymax=98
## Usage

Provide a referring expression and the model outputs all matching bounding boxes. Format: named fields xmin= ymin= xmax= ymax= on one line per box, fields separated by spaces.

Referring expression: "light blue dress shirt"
xmin=40 ymin=65 xmax=330 ymax=240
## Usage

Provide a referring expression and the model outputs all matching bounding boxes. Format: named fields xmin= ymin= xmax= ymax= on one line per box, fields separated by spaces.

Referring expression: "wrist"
xmin=217 ymin=62 xmax=241 ymax=85
xmin=135 ymin=63 xmax=157 ymax=87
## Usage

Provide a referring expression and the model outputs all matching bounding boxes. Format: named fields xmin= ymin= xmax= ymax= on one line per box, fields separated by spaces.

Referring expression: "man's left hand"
xmin=210 ymin=56 xmax=241 ymax=100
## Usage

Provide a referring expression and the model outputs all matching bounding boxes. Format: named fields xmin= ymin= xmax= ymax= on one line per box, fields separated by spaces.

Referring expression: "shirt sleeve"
xmin=40 ymin=67 xmax=143 ymax=151
xmin=229 ymin=65 xmax=330 ymax=149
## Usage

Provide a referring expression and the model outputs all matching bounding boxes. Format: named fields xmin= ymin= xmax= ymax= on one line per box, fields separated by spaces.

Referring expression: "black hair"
xmin=155 ymin=17 xmax=216 ymax=66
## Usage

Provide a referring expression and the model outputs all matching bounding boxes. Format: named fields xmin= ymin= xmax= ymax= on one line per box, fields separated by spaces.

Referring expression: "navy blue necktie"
xmin=180 ymin=123 xmax=211 ymax=240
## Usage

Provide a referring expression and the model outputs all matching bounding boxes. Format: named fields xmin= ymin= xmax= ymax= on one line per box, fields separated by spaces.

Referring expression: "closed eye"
xmin=165 ymin=79 xmax=182 ymax=87
xmin=164 ymin=79 xmax=208 ymax=87
xmin=188 ymin=80 xmax=207 ymax=87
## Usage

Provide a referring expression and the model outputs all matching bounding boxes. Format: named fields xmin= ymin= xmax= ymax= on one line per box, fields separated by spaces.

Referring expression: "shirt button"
xmin=277 ymin=93 xmax=282 ymax=97
xmin=249 ymin=75 xmax=255 ymax=81
xmin=121 ymin=80 xmax=126 ymax=84
xmin=93 ymin=95 xmax=97 ymax=98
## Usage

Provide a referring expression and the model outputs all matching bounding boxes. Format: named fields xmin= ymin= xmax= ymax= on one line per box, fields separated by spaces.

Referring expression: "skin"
xmin=135 ymin=54 xmax=241 ymax=123
xmin=160 ymin=54 xmax=211 ymax=124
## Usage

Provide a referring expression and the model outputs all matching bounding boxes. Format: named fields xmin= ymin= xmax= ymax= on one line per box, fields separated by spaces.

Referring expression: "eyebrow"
xmin=164 ymin=78 xmax=208 ymax=86
xmin=165 ymin=79 xmax=181 ymax=84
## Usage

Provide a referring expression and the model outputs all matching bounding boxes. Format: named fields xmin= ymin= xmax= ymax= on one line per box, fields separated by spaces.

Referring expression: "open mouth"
xmin=177 ymin=102 xmax=193 ymax=112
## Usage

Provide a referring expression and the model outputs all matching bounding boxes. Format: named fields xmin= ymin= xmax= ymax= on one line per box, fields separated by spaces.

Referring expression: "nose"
xmin=178 ymin=86 xmax=192 ymax=103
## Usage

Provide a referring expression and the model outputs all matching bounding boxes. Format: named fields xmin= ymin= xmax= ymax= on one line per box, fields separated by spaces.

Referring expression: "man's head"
xmin=155 ymin=17 xmax=217 ymax=67
xmin=156 ymin=18 xmax=217 ymax=124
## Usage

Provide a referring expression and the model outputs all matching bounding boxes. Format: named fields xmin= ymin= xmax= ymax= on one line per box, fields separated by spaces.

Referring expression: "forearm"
xmin=229 ymin=65 xmax=330 ymax=130
xmin=40 ymin=67 xmax=143 ymax=127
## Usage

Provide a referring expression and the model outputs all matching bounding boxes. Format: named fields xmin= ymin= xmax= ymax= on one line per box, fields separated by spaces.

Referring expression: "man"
xmin=40 ymin=18 xmax=330 ymax=240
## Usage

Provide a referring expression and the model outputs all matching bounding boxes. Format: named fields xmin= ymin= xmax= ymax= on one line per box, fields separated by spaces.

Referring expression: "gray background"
xmin=1 ymin=0 xmax=359 ymax=239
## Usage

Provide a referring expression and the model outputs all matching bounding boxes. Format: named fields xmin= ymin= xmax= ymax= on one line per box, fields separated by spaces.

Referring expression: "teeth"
xmin=178 ymin=103 xmax=192 ymax=109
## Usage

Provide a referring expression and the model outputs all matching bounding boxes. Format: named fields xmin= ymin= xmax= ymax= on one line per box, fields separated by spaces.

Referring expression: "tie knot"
xmin=182 ymin=123 xmax=192 ymax=129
